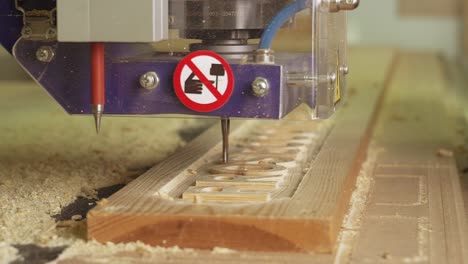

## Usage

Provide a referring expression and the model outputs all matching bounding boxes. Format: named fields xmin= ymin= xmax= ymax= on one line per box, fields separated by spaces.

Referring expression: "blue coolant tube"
xmin=259 ymin=0 xmax=309 ymax=49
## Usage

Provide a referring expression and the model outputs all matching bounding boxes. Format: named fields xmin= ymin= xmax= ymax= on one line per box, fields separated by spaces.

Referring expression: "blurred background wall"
xmin=348 ymin=0 xmax=461 ymax=57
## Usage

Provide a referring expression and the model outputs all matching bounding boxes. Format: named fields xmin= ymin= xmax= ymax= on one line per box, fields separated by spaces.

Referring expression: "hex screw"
xmin=328 ymin=72 xmax=337 ymax=85
xmin=36 ymin=46 xmax=55 ymax=62
xmin=46 ymin=27 xmax=57 ymax=38
xmin=139 ymin=72 xmax=160 ymax=90
xmin=340 ymin=65 xmax=349 ymax=75
xmin=251 ymin=77 xmax=270 ymax=97
xmin=22 ymin=26 xmax=32 ymax=37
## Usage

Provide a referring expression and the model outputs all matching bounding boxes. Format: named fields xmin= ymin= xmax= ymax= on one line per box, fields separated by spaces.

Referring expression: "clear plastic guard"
xmin=153 ymin=0 xmax=348 ymax=121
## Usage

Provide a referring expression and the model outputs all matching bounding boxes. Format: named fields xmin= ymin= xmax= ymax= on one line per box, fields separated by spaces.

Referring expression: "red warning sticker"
xmin=173 ymin=50 xmax=234 ymax=112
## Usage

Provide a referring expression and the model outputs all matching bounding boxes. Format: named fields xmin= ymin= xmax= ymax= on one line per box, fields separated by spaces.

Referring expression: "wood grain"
xmin=87 ymin=48 xmax=396 ymax=253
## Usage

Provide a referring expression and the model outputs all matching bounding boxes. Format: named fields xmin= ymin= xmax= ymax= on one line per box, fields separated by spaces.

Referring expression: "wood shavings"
xmin=79 ymin=186 xmax=99 ymax=200
xmin=212 ymin=247 xmax=237 ymax=254
xmin=97 ymin=198 xmax=109 ymax=206
xmin=0 ymin=81 xmax=208 ymax=251
xmin=57 ymin=240 xmax=196 ymax=260
xmin=0 ymin=243 xmax=19 ymax=263
xmin=436 ymin=148 xmax=454 ymax=158
xmin=71 ymin=215 xmax=83 ymax=221
xmin=402 ymin=256 xmax=429 ymax=263
xmin=334 ymin=145 xmax=381 ymax=263
xmin=56 ymin=220 xmax=84 ymax=229
xmin=381 ymin=252 xmax=392 ymax=260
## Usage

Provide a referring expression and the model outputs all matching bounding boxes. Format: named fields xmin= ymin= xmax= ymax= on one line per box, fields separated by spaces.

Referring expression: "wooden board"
xmin=86 ymin=48 xmax=396 ymax=253
xmin=349 ymin=53 xmax=468 ymax=263
xmin=399 ymin=0 xmax=461 ymax=17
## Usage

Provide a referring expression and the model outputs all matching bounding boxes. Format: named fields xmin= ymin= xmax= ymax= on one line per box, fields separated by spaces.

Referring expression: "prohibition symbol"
xmin=173 ymin=50 xmax=234 ymax=112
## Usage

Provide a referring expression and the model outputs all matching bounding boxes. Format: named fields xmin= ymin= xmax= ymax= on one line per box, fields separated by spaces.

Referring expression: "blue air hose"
xmin=259 ymin=0 xmax=309 ymax=49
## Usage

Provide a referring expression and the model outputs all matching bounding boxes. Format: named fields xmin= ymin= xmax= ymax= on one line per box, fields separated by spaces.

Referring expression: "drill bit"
xmin=221 ymin=117 xmax=230 ymax=163
xmin=92 ymin=104 xmax=104 ymax=133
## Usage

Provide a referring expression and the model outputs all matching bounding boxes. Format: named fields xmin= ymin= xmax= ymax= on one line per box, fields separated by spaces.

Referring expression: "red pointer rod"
xmin=90 ymin=42 xmax=105 ymax=133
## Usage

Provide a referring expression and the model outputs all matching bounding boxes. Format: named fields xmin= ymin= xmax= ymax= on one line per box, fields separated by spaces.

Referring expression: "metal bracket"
xmin=15 ymin=0 xmax=57 ymax=40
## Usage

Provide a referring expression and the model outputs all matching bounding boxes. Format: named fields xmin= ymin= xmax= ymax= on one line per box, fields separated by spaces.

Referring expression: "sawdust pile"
xmin=57 ymin=240 xmax=197 ymax=261
xmin=0 ymin=81 xmax=210 ymax=261
xmin=333 ymin=144 xmax=381 ymax=262
xmin=0 ymin=243 xmax=18 ymax=263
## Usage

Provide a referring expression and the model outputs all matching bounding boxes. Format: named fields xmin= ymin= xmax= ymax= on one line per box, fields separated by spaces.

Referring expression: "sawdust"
xmin=333 ymin=144 xmax=382 ymax=264
xmin=79 ymin=186 xmax=99 ymax=200
xmin=381 ymin=252 xmax=392 ymax=260
xmin=56 ymin=240 xmax=197 ymax=260
xmin=211 ymin=247 xmax=237 ymax=254
xmin=97 ymin=198 xmax=109 ymax=206
xmin=0 ymin=243 xmax=19 ymax=263
xmin=71 ymin=215 xmax=82 ymax=221
xmin=0 ymin=81 xmax=210 ymax=261
xmin=402 ymin=256 xmax=429 ymax=263
xmin=436 ymin=148 xmax=454 ymax=158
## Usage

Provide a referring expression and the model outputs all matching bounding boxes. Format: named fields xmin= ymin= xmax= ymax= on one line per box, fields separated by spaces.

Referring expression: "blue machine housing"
xmin=0 ymin=0 xmax=22 ymax=53
xmin=1 ymin=0 xmax=342 ymax=120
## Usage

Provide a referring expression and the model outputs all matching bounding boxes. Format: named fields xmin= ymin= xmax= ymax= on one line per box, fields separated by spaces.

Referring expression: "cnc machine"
xmin=0 ymin=0 xmax=359 ymax=160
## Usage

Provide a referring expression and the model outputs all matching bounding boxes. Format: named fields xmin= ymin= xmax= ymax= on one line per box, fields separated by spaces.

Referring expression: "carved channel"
xmin=175 ymin=121 xmax=330 ymax=204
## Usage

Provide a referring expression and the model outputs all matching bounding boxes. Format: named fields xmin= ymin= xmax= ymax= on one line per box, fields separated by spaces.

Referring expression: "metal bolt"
xmin=46 ymin=27 xmax=57 ymax=39
xmin=36 ymin=46 xmax=55 ymax=62
xmin=254 ymin=49 xmax=275 ymax=64
xmin=21 ymin=26 xmax=32 ymax=37
xmin=139 ymin=72 xmax=159 ymax=90
xmin=251 ymin=77 xmax=270 ymax=97
xmin=340 ymin=65 xmax=349 ymax=75
xmin=328 ymin=72 xmax=337 ymax=85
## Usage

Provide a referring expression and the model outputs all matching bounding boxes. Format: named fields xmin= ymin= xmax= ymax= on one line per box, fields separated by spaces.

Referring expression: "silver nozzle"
xmin=92 ymin=104 xmax=104 ymax=134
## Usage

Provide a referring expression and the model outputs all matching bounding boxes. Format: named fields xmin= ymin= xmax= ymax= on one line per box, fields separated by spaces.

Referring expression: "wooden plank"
xmin=399 ymin=0 xmax=461 ymax=17
xmin=86 ymin=48 xmax=395 ymax=253
xmin=350 ymin=53 xmax=468 ymax=263
xmin=444 ymin=55 xmax=468 ymax=220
